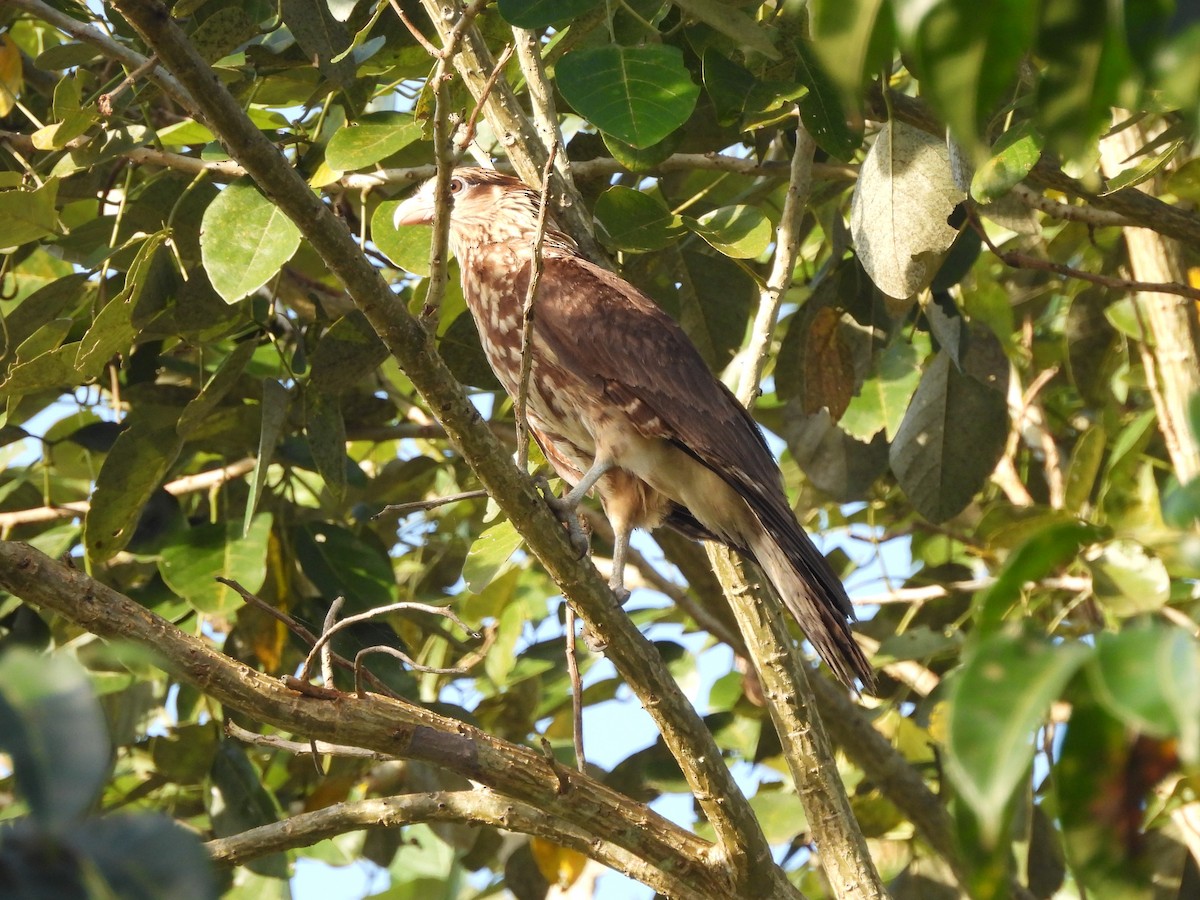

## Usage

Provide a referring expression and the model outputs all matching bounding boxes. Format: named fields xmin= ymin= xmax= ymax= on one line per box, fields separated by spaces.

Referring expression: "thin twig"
xmin=457 ymin=44 xmax=515 ymax=152
xmin=225 ymin=720 xmax=388 ymax=759
xmin=319 ymin=597 xmax=344 ymax=687
xmin=971 ymin=206 xmax=1200 ymax=301
xmin=215 ymin=577 xmax=405 ymax=701
xmin=299 ymin=600 xmax=479 ymax=684
xmin=563 ymin=605 xmax=586 ymax=772
xmin=98 ymin=54 xmax=160 ymax=116
xmin=376 ymin=488 xmax=488 ymax=518
xmin=732 ymin=112 xmax=814 ymax=404
xmin=514 ymin=145 xmax=559 ymax=470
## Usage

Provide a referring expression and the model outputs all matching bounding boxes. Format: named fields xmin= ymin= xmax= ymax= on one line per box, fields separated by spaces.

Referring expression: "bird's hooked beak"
xmin=392 ymin=186 xmax=435 ymax=228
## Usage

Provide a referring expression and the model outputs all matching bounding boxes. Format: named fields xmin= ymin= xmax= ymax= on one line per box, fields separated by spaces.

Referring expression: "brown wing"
xmin=532 ymin=256 xmax=780 ymax=489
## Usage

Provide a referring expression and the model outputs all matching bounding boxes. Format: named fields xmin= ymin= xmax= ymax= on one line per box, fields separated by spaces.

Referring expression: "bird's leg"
xmin=608 ymin=515 xmax=633 ymax=605
xmin=536 ymin=458 xmax=614 ymax=558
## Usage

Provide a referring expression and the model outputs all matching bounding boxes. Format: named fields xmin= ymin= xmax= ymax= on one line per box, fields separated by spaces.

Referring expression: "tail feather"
xmin=746 ymin=523 xmax=874 ymax=691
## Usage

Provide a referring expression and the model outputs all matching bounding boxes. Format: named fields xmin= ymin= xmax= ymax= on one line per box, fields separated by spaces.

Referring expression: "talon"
xmin=535 ymin=475 xmax=591 ymax=558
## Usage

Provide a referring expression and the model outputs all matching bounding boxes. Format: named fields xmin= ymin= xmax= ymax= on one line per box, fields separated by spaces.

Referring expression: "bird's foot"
xmin=609 ymin=583 xmax=631 ymax=606
xmin=535 ymin=475 xmax=591 ymax=558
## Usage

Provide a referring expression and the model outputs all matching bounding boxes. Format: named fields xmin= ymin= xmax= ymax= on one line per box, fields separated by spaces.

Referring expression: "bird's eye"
xmin=449 ymin=177 xmax=464 ymax=194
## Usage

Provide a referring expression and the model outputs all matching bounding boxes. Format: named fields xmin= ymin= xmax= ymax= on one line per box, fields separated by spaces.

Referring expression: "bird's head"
xmin=392 ymin=167 xmax=574 ymax=258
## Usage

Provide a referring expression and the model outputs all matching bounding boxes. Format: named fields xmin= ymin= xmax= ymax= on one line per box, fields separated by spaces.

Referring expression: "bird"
xmin=393 ymin=167 xmax=873 ymax=689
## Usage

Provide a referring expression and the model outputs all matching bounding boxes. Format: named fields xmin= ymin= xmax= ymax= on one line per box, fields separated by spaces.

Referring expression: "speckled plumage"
xmin=394 ymin=167 xmax=873 ymax=689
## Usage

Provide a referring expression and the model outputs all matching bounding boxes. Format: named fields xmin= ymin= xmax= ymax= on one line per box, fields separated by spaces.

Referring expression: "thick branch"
xmin=205 ymin=788 xmax=688 ymax=894
xmin=108 ymin=2 xmax=786 ymax=895
xmin=0 ymin=542 xmax=721 ymax=899
xmin=707 ymin=123 xmax=886 ymax=899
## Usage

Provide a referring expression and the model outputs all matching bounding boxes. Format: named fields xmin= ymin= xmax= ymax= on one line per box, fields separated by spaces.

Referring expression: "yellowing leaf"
xmin=0 ymin=35 xmax=24 ymax=118
xmin=529 ymin=837 xmax=588 ymax=889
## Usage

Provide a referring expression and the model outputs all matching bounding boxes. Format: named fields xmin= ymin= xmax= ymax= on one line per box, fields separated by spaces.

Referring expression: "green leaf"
xmin=971 ymin=122 xmax=1045 ymax=203
xmin=888 ymin=350 xmax=1008 ymax=523
xmin=840 ymin=340 xmax=922 ymax=442
xmin=85 ymin=409 xmax=185 ymax=563
xmin=1035 ymin=0 xmax=1127 ymax=164
xmin=594 ymin=185 xmax=685 ymax=252
xmin=0 ymin=178 xmax=60 ymax=248
xmin=1100 ymin=139 xmax=1182 ymax=195
xmin=200 ymin=177 xmax=301 ymax=303
xmin=1063 ymin=425 xmax=1106 ymax=513
xmin=244 ymin=379 xmax=290 ymax=537
xmin=557 ymin=45 xmax=700 ymax=149
xmin=974 ymin=520 xmax=1104 ymax=635
xmin=463 ymin=519 xmax=523 ymax=593
xmin=702 ymin=49 xmax=756 ymax=126
xmin=293 ymin=522 xmax=398 ymax=611
xmin=308 ymin=311 xmax=389 ymax=394
xmin=601 ymin=131 xmax=680 ymax=173
xmin=0 ymin=345 xmax=82 ymax=403
xmin=497 ymin=0 xmax=602 ymax=28
xmin=1089 ymin=627 xmax=1200 ymax=764
xmin=795 ymin=38 xmax=858 ymax=161
xmin=325 ymin=112 xmax=423 ymax=172
xmin=373 ymin=201 xmax=431 ymax=275
xmin=177 ymin=339 xmax=257 ymax=438
xmin=485 ymin=596 xmax=527 ymax=686
xmin=893 ymin=0 xmax=1036 ymax=152
xmin=686 ymin=205 xmax=771 ymax=258
xmin=1055 ymin=699 xmax=1155 ymax=896
xmin=76 ymin=231 xmax=170 ymax=374
xmin=672 ymin=0 xmax=780 ymax=60
xmin=280 ymin=0 xmax=354 ymax=86
xmin=945 ymin=633 xmax=1091 ymax=845
xmin=0 ymin=649 xmax=111 ymax=830
xmin=209 ymin=740 xmax=287 ymax=877
xmin=1085 ymin=539 xmax=1170 ymax=616
xmin=304 ymin=388 xmax=347 ymax=501
xmin=808 ymin=0 xmax=891 ymax=116
xmin=158 ymin=515 xmax=273 ymax=614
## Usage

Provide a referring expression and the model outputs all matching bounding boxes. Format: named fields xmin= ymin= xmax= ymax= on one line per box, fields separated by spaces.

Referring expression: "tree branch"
xmin=203 ymin=787 xmax=690 ymax=895
xmin=0 ymin=541 xmax=724 ymax=899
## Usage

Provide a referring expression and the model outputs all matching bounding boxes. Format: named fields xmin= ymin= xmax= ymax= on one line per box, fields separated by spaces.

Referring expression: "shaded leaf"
xmin=673 ymin=0 xmax=780 ymax=60
xmin=0 ymin=649 xmax=110 ymax=830
xmin=497 ymin=0 xmax=602 ymax=28
xmin=1085 ymin=539 xmax=1170 ymax=616
xmin=557 ymin=46 xmax=700 ymax=149
xmin=0 ymin=178 xmax=59 ymax=248
xmin=85 ymin=409 xmax=184 ymax=563
xmin=1089 ymin=626 xmax=1200 ymax=764
xmin=244 ymin=379 xmax=290 ymax=537
xmin=686 ymin=205 xmax=771 ymax=258
xmin=971 ymin=122 xmax=1045 ymax=203
xmin=802 ymin=307 xmax=855 ymax=420
xmin=889 ymin=350 xmax=1008 ymax=523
